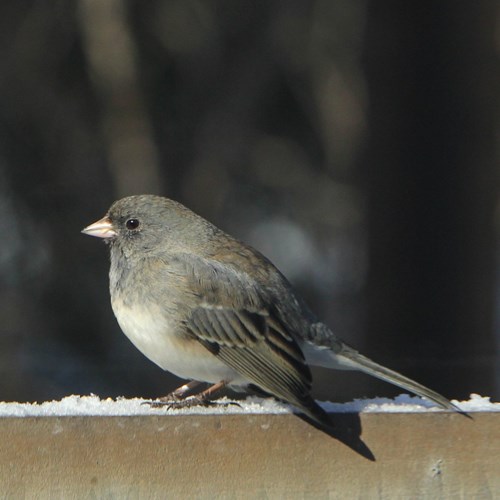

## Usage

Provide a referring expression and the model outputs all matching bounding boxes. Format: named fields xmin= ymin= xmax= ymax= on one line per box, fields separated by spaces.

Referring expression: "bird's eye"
xmin=125 ymin=218 xmax=140 ymax=230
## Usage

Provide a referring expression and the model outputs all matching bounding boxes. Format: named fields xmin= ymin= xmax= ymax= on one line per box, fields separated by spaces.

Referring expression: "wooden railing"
xmin=0 ymin=411 xmax=497 ymax=498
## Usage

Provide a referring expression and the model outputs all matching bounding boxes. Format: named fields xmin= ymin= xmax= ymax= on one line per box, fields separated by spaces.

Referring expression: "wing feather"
xmin=179 ymin=255 xmax=331 ymax=426
xmin=189 ymin=306 xmax=312 ymax=407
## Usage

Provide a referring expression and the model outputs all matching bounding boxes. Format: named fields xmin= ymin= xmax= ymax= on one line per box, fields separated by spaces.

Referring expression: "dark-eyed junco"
xmin=82 ymin=194 xmax=460 ymax=427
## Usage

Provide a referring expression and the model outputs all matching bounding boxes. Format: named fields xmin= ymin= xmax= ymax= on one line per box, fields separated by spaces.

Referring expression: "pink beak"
xmin=81 ymin=216 xmax=117 ymax=239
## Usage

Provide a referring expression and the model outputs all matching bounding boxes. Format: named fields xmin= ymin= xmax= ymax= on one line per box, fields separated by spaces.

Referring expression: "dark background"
xmin=0 ymin=1 xmax=498 ymax=404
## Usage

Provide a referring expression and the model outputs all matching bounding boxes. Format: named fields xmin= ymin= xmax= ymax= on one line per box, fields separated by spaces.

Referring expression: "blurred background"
xmin=0 ymin=0 xmax=498 ymax=404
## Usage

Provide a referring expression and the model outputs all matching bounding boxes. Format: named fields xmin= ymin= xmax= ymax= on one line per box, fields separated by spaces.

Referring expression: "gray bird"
xmin=82 ymin=194 xmax=460 ymax=428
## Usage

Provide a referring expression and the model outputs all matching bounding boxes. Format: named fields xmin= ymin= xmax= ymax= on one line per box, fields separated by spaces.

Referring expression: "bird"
xmin=82 ymin=194 xmax=461 ymax=428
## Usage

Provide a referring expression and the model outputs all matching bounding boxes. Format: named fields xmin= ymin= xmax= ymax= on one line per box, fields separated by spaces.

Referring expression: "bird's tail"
xmin=336 ymin=346 xmax=463 ymax=413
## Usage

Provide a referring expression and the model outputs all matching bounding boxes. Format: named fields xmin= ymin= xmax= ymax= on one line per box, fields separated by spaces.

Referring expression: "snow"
xmin=321 ymin=393 xmax=500 ymax=413
xmin=0 ymin=393 xmax=497 ymax=417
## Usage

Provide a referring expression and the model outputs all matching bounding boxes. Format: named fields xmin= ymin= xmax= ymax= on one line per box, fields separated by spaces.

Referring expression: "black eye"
xmin=125 ymin=218 xmax=140 ymax=230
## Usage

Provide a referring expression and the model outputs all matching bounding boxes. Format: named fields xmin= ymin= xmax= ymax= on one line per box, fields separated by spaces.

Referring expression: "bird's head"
xmin=82 ymin=194 xmax=217 ymax=259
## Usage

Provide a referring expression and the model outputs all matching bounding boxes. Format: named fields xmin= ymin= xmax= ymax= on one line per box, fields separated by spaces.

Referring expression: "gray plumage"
xmin=82 ymin=194 xmax=460 ymax=427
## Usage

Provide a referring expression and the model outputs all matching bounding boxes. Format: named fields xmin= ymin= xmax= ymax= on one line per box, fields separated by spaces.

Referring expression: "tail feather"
xmin=337 ymin=346 xmax=463 ymax=413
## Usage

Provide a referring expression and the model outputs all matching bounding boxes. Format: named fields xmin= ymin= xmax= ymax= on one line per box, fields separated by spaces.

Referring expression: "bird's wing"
xmin=169 ymin=252 xmax=331 ymax=426
xmin=187 ymin=304 xmax=319 ymax=414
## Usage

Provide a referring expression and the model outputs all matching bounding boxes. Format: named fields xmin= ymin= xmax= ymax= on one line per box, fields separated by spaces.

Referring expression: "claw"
xmin=143 ymin=397 xmax=241 ymax=410
xmin=142 ymin=380 xmax=235 ymax=410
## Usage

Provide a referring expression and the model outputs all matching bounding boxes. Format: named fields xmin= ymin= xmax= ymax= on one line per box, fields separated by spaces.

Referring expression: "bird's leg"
xmin=150 ymin=380 xmax=240 ymax=409
xmin=197 ymin=380 xmax=227 ymax=400
xmin=159 ymin=380 xmax=204 ymax=402
xmin=143 ymin=380 xmax=204 ymax=408
xmin=167 ymin=380 xmax=239 ymax=409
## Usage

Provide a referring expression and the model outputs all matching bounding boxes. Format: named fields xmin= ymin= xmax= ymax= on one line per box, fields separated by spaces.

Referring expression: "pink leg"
xmin=148 ymin=380 xmax=238 ymax=409
xmin=158 ymin=380 xmax=204 ymax=402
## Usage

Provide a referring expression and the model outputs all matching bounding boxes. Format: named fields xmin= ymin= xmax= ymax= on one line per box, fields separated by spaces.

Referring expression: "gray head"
xmin=82 ymin=195 xmax=220 ymax=259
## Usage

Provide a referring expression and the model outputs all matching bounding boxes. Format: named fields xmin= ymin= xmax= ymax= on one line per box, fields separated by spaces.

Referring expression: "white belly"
xmin=111 ymin=298 xmax=241 ymax=384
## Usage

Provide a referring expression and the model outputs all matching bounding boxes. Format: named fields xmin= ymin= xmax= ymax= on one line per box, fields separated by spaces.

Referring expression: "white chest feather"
xmin=110 ymin=297 xmax=240 ymax=384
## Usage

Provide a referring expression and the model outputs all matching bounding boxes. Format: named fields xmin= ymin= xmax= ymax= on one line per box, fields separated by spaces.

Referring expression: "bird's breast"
xmin=110 ymin=295 xmax=241 ymax=384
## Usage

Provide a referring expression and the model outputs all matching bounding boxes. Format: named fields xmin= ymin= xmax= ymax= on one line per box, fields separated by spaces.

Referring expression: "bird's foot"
xmin=142 ymin=380 xmax=238 ymax=409
xmin=146 ymin=395 xmax=241 ymax=410
xmin=141 ymin=380 xmax=204 ymax=407
xmin=142 ymin=397 xmax=184 ymax=409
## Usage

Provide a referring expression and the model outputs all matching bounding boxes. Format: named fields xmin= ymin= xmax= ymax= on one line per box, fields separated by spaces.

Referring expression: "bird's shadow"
xmin=297 ymin=412 xmax=375 ymax=461
xmin=231 ymin=387 xmax=375 ymax=461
